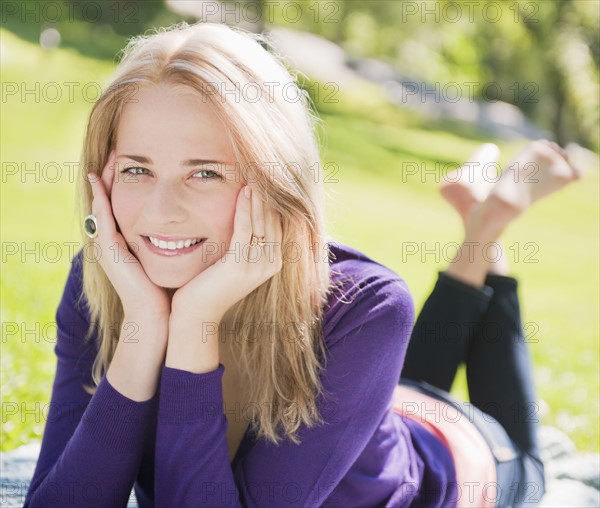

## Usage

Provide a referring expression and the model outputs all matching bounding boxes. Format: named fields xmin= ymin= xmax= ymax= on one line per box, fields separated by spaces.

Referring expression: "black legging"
xmin=401 ymin=271 xmax=543 ymax=493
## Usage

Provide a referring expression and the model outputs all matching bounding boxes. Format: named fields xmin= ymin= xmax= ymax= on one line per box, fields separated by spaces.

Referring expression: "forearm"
xmin=155 ymin=362 xmax=241 ymax=508
xmin=107 ymin=312 xmax=169 ymax=401
xmin=26 ymin=366 xmax=157 ymax=507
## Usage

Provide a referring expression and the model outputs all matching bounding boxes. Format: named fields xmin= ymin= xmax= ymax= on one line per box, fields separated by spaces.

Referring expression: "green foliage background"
xmin=284 ymin=0 xmax=600 ymax=152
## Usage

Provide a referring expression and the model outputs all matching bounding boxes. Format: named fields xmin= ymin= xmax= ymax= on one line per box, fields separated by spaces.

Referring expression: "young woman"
xmin=24 ymin=21 xmax=581 ymax=508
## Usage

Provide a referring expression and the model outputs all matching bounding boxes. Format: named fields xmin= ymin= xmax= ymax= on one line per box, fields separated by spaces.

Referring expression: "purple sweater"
xmin=24 ymin=241 xmax=456 ymax=507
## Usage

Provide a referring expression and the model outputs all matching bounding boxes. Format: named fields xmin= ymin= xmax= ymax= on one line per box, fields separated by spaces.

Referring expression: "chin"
xmin=144 ymin=263 xmax=205 ymax=289
xmin=134 ymin=245 xmax=222 ymax=290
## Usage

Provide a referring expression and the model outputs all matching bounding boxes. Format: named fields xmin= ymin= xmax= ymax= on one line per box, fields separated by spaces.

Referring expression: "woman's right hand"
xmin=89 ymin=150 xmax=171 ymax=401
xmin=87 ymin=150 xmax=172 ymax=320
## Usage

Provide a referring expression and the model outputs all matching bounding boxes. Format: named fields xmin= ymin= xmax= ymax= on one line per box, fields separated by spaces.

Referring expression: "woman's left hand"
xmin=165 ymin=185 xmax=283 ymax=373
xmin=172 ymin=185 xmax=283 ymax=321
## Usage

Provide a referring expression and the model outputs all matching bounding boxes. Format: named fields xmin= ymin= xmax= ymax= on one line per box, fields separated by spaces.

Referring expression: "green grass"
xmin=1 ymin=30 xmax=598 ymax=453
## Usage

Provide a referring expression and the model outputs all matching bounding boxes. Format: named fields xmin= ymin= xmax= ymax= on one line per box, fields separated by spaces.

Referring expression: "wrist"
xmin=117 ymin=312 xmax=169 ymax=357
xmin=123 ymin=311 xmax=170 ymax=329
xmin=170 ymin=300 xmax=224 ymax=327
xmin=108 ymin=325 xmax=167 ymax=402
xmin=123 ymin=306 xmax=171 ymax=324
xmin=168 ymin=312 xmax=222 ymax=343
xmin=166 ymin=313 xmax=222 ymax=374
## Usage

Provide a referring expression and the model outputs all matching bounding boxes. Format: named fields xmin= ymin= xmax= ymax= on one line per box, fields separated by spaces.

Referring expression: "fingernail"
xmin=244 ymin=186 xmax=251 ymax=199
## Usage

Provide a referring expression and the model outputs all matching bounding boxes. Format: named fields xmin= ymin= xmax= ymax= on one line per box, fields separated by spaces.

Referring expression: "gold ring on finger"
xmin=250 ymin=234 xmax=266 ymax=247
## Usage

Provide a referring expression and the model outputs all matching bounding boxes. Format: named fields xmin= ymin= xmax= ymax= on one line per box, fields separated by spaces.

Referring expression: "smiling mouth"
xmin=148 ymin=236 xmax=203 ymax=250
xmin=142 ymin=236 xmax=206 ymax=257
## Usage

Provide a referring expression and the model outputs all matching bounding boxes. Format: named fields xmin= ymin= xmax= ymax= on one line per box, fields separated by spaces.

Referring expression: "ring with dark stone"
xmin=84 ymin=214 xmax=98 ymax=239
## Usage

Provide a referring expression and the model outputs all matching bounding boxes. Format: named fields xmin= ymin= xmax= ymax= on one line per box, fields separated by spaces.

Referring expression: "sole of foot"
xmin=440 ymin=143 xmax=501 ymax=221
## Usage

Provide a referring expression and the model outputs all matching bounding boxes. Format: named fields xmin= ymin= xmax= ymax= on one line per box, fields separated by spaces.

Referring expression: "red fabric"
xmin=392 ymin=385 xmax=497 ymax=508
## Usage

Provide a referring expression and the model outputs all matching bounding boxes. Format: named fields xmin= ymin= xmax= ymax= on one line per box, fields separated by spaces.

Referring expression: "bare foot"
xmin=471 ymin=139 xmax=582 ymax=236
xmin=440 ymin=143 xmax=500 ymax=223
xmin=491 ymin=139 xmax=581 ymax=211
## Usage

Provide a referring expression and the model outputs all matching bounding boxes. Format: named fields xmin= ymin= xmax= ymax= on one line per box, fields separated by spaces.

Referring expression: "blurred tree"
xmin=67 ymin=0 xmax=165 ymax=35
xmin=1 ymin=0 xmax=187 ymax=60
xmin=267 ymin=0 xmax=599 ymax=151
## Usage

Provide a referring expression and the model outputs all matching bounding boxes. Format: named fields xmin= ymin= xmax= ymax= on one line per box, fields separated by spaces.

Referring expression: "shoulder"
xmin=322 ymin=240 xmax=415 ymax=347
xmin=55 ymin=249 xmax=97 ymax=361
xmin=57 ymin=249 xmax=91 ymax=322
xmin=324 ymin=240 xmax=414 ymax=310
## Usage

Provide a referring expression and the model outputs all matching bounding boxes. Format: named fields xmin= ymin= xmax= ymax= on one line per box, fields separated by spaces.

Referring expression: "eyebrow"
xmin=120 ymin=155 xmax=230 ymax=166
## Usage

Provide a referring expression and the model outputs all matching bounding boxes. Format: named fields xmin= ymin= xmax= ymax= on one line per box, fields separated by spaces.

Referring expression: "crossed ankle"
xmin=465 ymin=201 xmax=511 ymax=242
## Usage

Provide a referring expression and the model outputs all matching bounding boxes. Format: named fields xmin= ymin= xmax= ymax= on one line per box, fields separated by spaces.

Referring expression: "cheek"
xmin=197 ymin=192 xmax=240 ymax=237
xmin=111 ymin=185 xmax=138 ymax=234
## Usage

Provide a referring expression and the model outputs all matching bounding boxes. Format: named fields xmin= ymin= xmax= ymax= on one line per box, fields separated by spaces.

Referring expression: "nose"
xmin=142 ymin=181 xmax=188 ymax=225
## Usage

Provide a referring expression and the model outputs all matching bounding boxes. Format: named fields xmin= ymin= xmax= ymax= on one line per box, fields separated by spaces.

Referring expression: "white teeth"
xmin=148 ymin=236 xmax=202 ymax=250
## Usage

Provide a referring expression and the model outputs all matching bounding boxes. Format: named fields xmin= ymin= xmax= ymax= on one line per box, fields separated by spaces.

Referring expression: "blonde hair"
xmin=76 ymin=21 xmax=333 ymax=445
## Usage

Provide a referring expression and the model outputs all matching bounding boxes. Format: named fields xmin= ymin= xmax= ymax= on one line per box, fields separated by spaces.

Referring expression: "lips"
xmin=142 ymin=235 xmax=206 ymax=257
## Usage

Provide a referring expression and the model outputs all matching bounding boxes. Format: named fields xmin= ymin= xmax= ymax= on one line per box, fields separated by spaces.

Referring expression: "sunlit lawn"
xmin=1 ymin=29 xmax=598 ymax=453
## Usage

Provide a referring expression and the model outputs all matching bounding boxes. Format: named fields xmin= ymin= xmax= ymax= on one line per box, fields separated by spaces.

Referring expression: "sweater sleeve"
xmin=154 ymin=268 xmax=415 ymax=507
xmin=24 ymin=252 xmax=157 ymax=508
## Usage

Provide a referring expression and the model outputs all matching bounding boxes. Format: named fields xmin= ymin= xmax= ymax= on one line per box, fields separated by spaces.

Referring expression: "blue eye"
xmin=193 ymin=169 xmax=222 ymax=181
xmin=122 ymin=166 xmax=149 ymax=175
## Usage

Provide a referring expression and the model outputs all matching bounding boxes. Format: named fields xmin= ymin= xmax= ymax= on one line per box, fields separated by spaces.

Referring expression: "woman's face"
xmin=111 ymin=84 xmax=244 ymax=289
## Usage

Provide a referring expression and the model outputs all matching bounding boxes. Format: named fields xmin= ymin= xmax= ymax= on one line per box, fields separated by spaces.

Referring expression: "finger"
xmin=266 ymin=208 xmax=283 ymax=269
xmin=88 ymin=172 xmax=105 ymax=221
xmin=250 ymin=185 xmax=266 ymax=240
xmin=263 ymin=200 xmax=282 ymax=244
xmin=229 ymin=186 xmax=253 ymax=255
xmin=88 ymin=174 xmax=114 ymax=235
xmin=87 ymin=168 xmax=141 ymax=278
xmin=263 ymin=204 xmax=275 ymax=245
xmin=101 ymin=150 xmax=117 ymax=197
